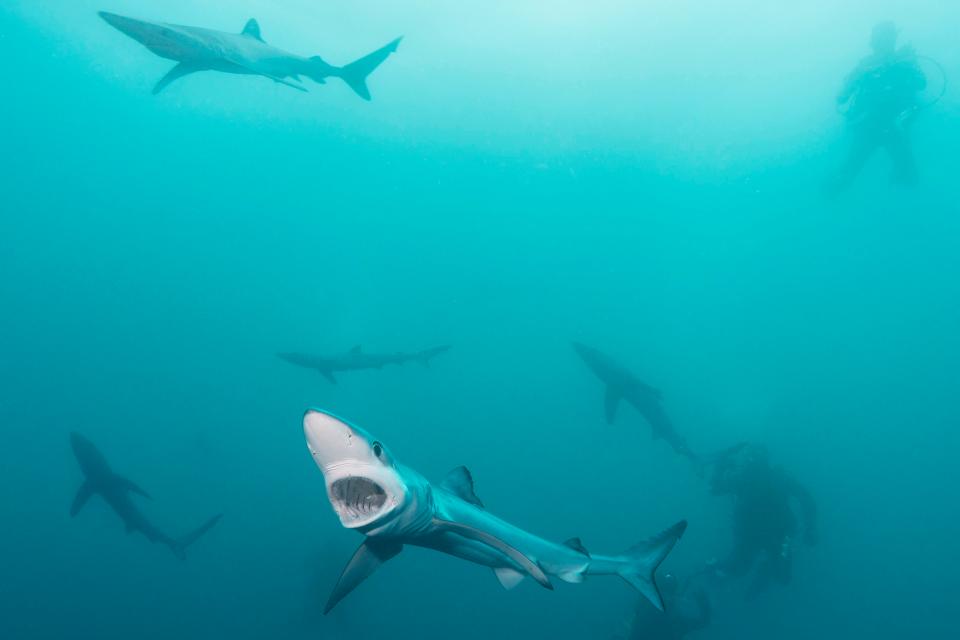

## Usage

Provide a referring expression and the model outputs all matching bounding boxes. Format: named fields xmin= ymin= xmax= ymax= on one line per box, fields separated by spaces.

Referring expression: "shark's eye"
xmin=372 ymin=442 xmax=383 ymax=458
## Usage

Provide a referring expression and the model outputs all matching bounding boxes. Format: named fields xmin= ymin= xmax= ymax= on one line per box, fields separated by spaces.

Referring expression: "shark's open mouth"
xmin=330 ymin=477 xmax=387 ymax=522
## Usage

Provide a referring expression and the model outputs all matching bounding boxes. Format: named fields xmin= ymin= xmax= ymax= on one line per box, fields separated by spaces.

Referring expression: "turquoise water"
xmin=1 ymin=1 xmax=958 ymax=638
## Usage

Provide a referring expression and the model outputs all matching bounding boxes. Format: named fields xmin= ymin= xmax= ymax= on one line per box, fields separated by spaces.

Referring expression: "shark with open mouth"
xmin=303 ymin=409 xmax=687 ymax=613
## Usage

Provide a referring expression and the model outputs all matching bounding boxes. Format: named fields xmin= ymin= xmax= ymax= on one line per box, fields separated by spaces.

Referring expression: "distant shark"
xmin=69 ymin=432 xmax=222 ymax=559
xmin=98 ymin=11 xmax=401 ymax=99
xmin=573 ymin=342 xmax=700 ymax=464
xmin=278 ymin=345 xmax=451 ymax=384
xmin=303 ymin=409 xmax=687 ymax=613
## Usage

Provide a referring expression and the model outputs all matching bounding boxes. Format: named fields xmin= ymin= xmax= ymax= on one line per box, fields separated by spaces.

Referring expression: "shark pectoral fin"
xmin=494 ymin=567 xmax=525 ymax=590
xmin=441 ymin=466 xmax=484 ymax=508
xmin=325 ymin=539 xmax=402 ymax=614
xmin=431 ymin=517 xmax=552 ymax=590
xmin=350 ymin=345 xmax=362 ymax=354
xmin=113 ymin=474 xmax=152 ymax=500
xmin=153 ymin=63 xmax=203 ymax=95
xmin=242 ymin=18 xmax=264 ymax=42
xmin=321 ymin=370 xmax=337 ymax=384
xmin=604 ymin=386 xmax=622 ymax=424
xmin=70 ymin=481 xmax=94 ymax=517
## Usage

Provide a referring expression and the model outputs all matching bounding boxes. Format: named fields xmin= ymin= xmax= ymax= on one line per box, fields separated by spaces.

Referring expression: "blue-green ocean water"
xmin=1 ymin=1 xmax=958 ymax=638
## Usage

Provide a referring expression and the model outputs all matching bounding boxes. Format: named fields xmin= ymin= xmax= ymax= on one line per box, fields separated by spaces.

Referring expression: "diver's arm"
xmin=837 ymin=61 xmax=867 ymax=104
xmin=790 ymin=479 xmax=818 ymax=545
xmin=910 ymin=62 xmax=927 ymax=92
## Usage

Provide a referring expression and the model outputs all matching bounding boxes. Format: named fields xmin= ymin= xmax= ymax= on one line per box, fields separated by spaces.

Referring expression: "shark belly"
xmin=428 ymin=493 xmax=590 ymax=582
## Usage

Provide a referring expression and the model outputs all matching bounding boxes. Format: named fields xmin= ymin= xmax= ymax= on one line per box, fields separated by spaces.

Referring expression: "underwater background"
xmin=1 ymin=1 xmax=958 ymax=638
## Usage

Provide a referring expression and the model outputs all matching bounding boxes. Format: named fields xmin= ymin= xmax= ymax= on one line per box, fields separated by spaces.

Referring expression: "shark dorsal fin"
xmin=242 ymin=18 xmax=264 ymax=42
xmin=563 ymin=537 xmax=591 ymax=557
xmin=350 ymin=345 xmax=362 ymax=355
xmin=441 ymin=466 xmax=484 ymax=508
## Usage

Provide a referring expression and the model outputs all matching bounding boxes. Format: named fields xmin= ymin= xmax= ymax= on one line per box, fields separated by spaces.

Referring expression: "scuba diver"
xmin=826 ymin=21 xmax=927 ymax=193
xmin=622 ymin=573 xmax=711 ymax=640
xmin=706 ymin=443 xmax=818 ymax=599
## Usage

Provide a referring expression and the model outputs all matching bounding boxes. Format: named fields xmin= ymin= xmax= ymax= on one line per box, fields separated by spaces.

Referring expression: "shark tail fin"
xmin=334 ymin=37 xmax=402 ymax=100
xmin=417 ymin=345 xmax=450 ymax=367
xmin=169 ymin=514 xmax=223 ymax=560
xmin=618 ymin=520 xmax=687 ymax=611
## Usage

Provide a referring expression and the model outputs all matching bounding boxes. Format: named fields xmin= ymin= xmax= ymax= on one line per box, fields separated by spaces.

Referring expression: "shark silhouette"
xmin=70 ymin=432 xmax=221 ymax=559
xmin=99 ymin=12 xmax=401 ymax=99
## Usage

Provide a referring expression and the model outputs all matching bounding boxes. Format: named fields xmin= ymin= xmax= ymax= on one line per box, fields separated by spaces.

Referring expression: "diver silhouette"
xmin=826 ymin=21 xmax=927 ymax=193
xmin=705 ymin=443 xmax=818 ymax=599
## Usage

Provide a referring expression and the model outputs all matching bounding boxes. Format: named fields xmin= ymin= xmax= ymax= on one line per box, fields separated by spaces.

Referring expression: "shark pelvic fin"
xmin=431 ymin=517 xmax=552 ymax=590
xmin=563 ymin=537 xmax=591 ymax=557
xmin=70 ymin=481 xmax=94 ymax=517
xmin=604 ymin=386 xmax=621 ymax=424
xmin=153 ymin=63 xmax=202 ymax=95
xmin=441 ymin=466 xmax=484 ymax=508
xmin=494 ymin=567 xmax=525 ymax=590
xmin=325 ymin=539 xmax=403 ymax=614
xmin=242 ymin=18 xmax=264 ymax=42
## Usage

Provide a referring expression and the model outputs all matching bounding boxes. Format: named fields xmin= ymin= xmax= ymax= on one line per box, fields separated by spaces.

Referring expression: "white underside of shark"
xmin=303 ymin=409 xmax=687 ymax=614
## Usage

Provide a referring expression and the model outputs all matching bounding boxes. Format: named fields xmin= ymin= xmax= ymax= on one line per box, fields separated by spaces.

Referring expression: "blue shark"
xmin=573 ymin=342 xmax=701 ymax=464
xmin=70 ymin=432 xmax=222 ymax=559
xmin=278 ymin=345 xmax=452 ymax=384
xmin=99 ymin=12 xmax=401 ymax=99
xmin=303 ymin=410 xmax=687 ymax=613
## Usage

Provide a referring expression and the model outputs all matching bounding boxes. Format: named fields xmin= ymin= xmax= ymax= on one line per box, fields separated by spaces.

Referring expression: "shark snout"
xmin=303 ymin=409 xmax=360 ymax=464
xmin=98 ymin=11 xmax=183 ymax=57
xmin=98 ymin=12 xmax=147 ymax=36
xmin=69 ymin=431 xmax=90 ymax=453
xmin=571 ymin=341 xmax=593 ymax=361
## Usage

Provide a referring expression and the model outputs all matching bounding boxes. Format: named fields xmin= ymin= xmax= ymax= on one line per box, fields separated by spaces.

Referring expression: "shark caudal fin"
xmin=417 ymin=345 xmax=451 ymax=367
xmin=168 ymin=514 xmax=223 ymax=560
xmin=618 ymin=520 xmax=687 ymax=611
xmin=331 ymin=37 xmax=402 ymax=100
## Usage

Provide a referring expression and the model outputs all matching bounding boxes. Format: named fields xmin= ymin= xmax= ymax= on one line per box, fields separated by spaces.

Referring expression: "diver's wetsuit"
xmin=830 ymin=47 xmax=926 ymax=191
xmin=628 ymin=584 xmax=711 ymax=640
xmin=711 ymin=450 xmax=817 ymax=598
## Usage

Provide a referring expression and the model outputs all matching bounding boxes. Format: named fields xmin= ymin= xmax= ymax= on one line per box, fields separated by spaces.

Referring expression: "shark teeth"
xmin=330 ymin=477 xmax=387 ymax=522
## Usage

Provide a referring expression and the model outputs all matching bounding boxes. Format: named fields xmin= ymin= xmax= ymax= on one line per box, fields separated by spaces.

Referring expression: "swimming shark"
xmin=303 ymin=409 xmax=687 ymax=614
xmin=572 ymin=342 xmax=700 ymax=464
xmin=98 ymin=11 xmax=401 ymax=99
xmin=278 ymin=345 xmax=451 ymax=384
xmin=69 ymin=432 xmax=222 ymax=559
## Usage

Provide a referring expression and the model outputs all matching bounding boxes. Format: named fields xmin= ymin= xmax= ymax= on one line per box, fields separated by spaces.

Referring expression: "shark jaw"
xmin=304 ymin=410 xmax=406 ymax=529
